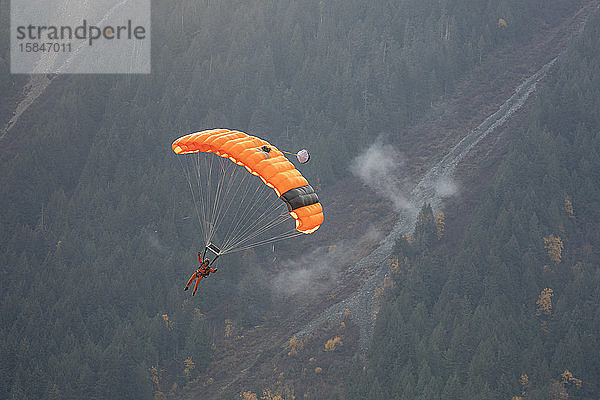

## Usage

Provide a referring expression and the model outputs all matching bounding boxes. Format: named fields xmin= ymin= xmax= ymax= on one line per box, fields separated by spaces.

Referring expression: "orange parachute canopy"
xmin=172 ymin=129 xmax=323 ymax=234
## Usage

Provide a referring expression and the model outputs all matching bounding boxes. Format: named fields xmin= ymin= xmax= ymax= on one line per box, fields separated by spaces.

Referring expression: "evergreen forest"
xmin=0 ymin=0 xmax=599 ymax=399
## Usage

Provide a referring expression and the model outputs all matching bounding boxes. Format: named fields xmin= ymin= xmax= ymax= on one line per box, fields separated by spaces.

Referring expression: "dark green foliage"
xmin=0 ymin=0 xmax=594 ymax=398
xmin=236 ymin=268 xmax=273 ymax=328
xmin=351 ymin=9 xmax=600 ymax=400
xmin=413 ymin=203 xmax=438 ymax=251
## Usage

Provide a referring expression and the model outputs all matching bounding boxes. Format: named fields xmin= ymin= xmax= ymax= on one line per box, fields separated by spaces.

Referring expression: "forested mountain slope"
xmin=347 ymin=10 xmax=600 ymax=400
xmin=0 ymin=0 xmax=598 ymax=399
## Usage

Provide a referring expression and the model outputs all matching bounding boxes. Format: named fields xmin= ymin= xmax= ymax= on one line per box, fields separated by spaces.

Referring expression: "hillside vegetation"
xmin=348 ymin=11 xmax=600 ymax=400
xmin=0 ymin=0 xmax=596 ymax=399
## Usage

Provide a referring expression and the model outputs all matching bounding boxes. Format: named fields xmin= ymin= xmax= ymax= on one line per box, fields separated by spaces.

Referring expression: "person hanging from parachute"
xmin=184 ymin=243 xmax=221 ymax=295
xmin=184 ymin=250 xmax=218 ymax=295
xmin=173 ymin=129 xmax=324 ymax=294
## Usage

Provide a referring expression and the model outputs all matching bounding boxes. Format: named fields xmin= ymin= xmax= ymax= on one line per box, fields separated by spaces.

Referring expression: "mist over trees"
xmin=0 ymin=0 xmax=598 ymax=399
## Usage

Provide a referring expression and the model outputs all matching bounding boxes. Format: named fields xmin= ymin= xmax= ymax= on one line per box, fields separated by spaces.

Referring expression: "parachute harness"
xmin=203 ymin=243 xmax=221 ymax=265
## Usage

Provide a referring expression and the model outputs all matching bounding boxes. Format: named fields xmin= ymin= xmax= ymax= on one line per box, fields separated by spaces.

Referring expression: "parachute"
xmin=172 ymin=129 xmax=323 ymax=254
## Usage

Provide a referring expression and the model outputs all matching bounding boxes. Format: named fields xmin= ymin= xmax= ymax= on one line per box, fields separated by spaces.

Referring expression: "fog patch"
xmin=146 ymin=229 xmax=171 ymax=255
xmin=434 ymin=176 xmax=459 ymax=198
xmin=272 ymin=225 xmax=385 ymax=297
xmin=272 ymin=244 xmax=343 ymax=296
xmin=350 ymin=140 xmax=413 ymax=212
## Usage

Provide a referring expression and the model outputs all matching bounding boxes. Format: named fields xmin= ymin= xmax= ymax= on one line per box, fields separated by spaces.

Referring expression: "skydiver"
xmin=184 ymin=252 xmax=218 ymax=295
